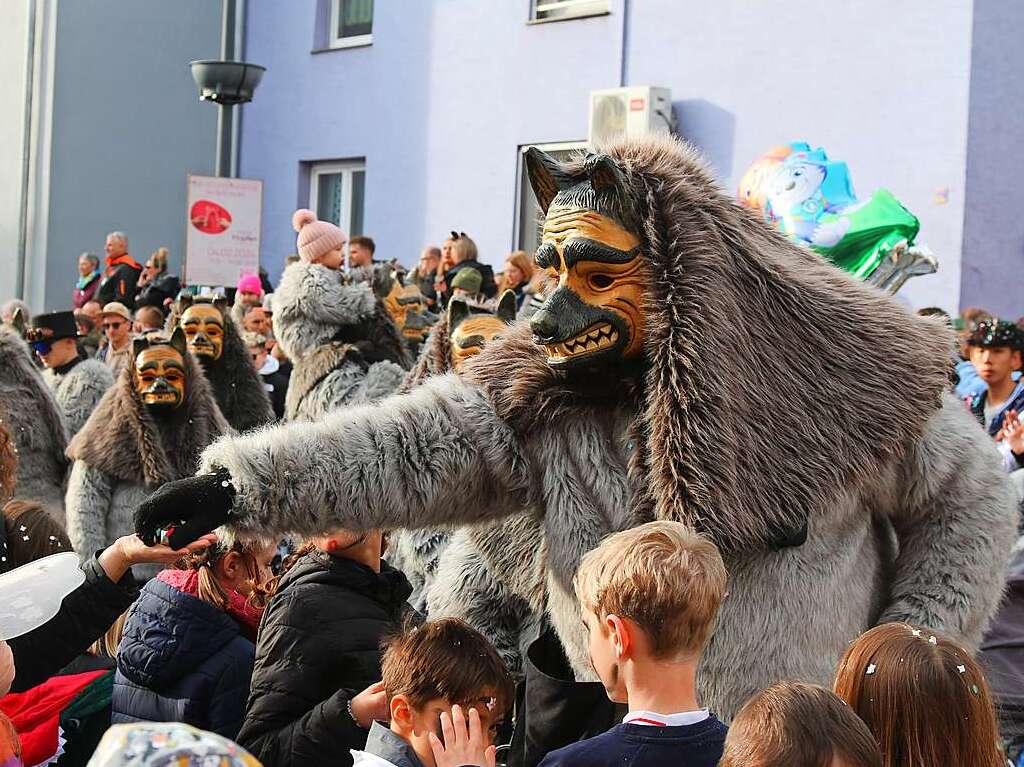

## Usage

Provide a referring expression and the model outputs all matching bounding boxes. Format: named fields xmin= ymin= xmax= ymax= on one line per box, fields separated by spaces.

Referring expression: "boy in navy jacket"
xmin=539 ymin=522 xmax=728 ymax=767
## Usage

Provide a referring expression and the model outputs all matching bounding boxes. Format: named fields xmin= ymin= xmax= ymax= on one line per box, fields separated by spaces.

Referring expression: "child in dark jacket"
xmin=538 ymin=522 xmax=729 ymax=767
xmin=111 ymin=536 xmax=275 ymax=739
xmin=235 ymin=528 xmax=413 ymax=767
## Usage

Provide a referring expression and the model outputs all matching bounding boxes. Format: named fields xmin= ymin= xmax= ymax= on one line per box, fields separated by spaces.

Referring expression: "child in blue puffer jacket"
xmin=111 ymin=535 xmax=276 ymax=740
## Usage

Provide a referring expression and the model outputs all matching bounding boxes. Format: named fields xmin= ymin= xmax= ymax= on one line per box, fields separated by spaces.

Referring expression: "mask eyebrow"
xmin=562 ymin=238 xmax=638 ymax=267
xmin=535 ymin=243 xmax=558 ymax=270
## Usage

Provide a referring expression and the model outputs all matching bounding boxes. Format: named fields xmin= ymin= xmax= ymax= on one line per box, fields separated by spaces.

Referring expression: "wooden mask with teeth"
xmin=525 ymin=147 xmax=647 ymax=369
xmin=448 ymin=290 xmax=517 ymax=371
xmin=133 ymin=329 xmax=188 ymax=411
xmin=178 ymin=295 xmax=227 ymax=362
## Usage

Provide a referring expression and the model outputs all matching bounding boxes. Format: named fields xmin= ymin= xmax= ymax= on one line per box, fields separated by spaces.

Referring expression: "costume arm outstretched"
xmin=197 ymin=374 xmax=531 ymax=539
xmin=879 ymin=394 xmax=1017 ymax=647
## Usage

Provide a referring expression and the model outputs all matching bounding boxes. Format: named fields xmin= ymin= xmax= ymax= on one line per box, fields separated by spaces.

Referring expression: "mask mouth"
xmin=141 ymin=380 xmax=182 ymax=409
xmin=189 ymin=336 xmax=217 ymax=357
xmin=544 ymin=322 xmax=619 ymax=364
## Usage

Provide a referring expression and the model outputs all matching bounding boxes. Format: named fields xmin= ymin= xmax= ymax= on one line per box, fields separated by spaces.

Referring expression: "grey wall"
xmin=959 ymin=0 xmax=1024 ymax=318
xmin=0 ymin=1 xmax=31 ymax=304
xmin=40 ymin=0 xmax=220 ymax=311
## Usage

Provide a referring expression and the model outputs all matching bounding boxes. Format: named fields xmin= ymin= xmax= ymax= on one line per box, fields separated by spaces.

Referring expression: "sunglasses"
xmin=30 ymin=340 xmax=53 ymax=355
xmin=449 ymin=231 xmax=467 ymax=241
xmin=103 ymin=321 xmax=125 ymax=330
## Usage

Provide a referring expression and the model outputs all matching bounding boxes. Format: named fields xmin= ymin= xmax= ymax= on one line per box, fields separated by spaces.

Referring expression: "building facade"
xmin=240 ymin=0 xmax=1021 ymax=315
xmin=1 ymin=0 xmax=221 ymax=312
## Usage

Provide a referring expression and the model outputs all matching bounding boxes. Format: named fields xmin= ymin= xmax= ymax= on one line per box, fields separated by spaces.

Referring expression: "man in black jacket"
xmin=236 ymin=529 xmax=414 ymax=767
xmin=96 ymin=231 xmax=143 ymax=309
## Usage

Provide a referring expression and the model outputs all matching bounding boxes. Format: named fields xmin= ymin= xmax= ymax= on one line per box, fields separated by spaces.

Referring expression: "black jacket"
xmin=112 ymin=575 xmax=256 ymax=739
xmin=8 ymin=556 xmax=139 ymax=693
xmin=135 ymin=273 xmax=181 ymax=310
xmin=236 ymin=551 xmax=413 ymax=767
xmin=260 ymin=366 xmax=290 ymax=420
xmin=97 ymin=261 xmax=142 ymax=309
xmin=444 ymin=260 xmax=498 ymax=301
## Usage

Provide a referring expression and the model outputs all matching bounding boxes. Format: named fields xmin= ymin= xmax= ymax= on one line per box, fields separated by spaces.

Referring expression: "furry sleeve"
xmin=65 ymin=461 xmax=115 ymax=563
xmin=879 ymin=394 xmax=1018 ymax=647
xmin=50 ymin=361 xmax=114 ymax=437
xmin=273 ymin=263 xmax=376 ymax=358
xmin=200 ymin=374 xmax=532 ymax=540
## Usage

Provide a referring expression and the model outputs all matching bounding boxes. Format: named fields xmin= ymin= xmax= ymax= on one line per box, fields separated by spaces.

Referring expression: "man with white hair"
xmin=96 ymin=230 xmax=142 ymax=309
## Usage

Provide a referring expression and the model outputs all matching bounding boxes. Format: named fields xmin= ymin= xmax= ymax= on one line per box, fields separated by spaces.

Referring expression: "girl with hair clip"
xmin=833 ymin=622 xmax=1007 ymax=767
xmin=111 ymin=534 xmax=276 ymax=740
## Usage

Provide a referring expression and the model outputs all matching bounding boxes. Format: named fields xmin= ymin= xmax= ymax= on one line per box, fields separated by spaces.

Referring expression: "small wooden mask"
xmin=179 ymin=299 xmax=226 ymax=361
xmin=133 ymin=328 xmax=187 ymax=411
xmin=448 ymin=290 xmax=517 ymax=371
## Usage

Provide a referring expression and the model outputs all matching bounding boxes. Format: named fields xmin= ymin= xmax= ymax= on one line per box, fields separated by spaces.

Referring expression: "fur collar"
xmin=402 ymin=314 xmax=453 ymax=391
xmin=67 ymin=350 xmax=231 ymax=487
xmin=285 ymin=342 xmax=364 ymax=420
xmin=465 ymin=136 xmax=952 ymax=554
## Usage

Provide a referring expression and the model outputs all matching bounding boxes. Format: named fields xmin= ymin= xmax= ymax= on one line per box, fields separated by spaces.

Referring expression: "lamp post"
xmin=189 ymin=0 xmax=263 ymax=177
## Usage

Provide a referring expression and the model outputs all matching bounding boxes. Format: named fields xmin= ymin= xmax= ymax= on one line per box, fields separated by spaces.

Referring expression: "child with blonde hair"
xmin=539 ymin=521 xmax=729 ymax=767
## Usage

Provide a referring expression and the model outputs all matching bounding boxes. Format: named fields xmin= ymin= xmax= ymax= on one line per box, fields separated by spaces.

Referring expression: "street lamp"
xmin=190 ymin=59 xmax=264 ymax=177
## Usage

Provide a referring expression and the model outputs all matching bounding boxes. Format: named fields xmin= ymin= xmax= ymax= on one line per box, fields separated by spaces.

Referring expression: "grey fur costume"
xmin=66 ymin=349 xmax=230 ymax=569
xmin=199 ymin=136 xmax=1016 ymax=718
xmin=0 ymin=329 xmax=68 ymax=521
xmin=273 ymin=262 xmax=408 ymax=421
xmin=393 ymin=307 xmax=546 ymax=677
xmin=167 ymin=301 xmax=274 ymax=433
xmin=43 ymin=358 xmax=114 ymax=437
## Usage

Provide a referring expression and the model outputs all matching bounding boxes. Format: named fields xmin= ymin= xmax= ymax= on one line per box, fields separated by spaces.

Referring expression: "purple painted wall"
xmin=241 ymin=0 xmax=1017 ymax=313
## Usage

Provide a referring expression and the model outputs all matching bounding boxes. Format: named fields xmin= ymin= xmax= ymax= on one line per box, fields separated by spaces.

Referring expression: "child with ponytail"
xmin=111 ymin=534 xmax=276 ymax=739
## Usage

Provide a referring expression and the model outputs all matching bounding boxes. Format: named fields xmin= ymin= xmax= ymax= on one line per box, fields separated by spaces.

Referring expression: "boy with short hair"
xmin=718 ymin=681 xmax=881 ymax=767
xmin=966 ymin=320 xmax=1024 ymax=472
xmin=352 ymin=618 xmax=514 ymax=767
xmin=539 ymin=521 xmax=728 ymax=767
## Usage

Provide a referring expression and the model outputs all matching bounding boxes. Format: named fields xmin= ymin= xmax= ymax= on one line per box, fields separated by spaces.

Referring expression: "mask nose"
xmin=530 ymin=309 xmax=559 ymax=342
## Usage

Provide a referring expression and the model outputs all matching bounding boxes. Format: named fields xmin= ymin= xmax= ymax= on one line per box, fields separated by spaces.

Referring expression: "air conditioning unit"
xmin=588 ymin=86 xmax=673 ymax=147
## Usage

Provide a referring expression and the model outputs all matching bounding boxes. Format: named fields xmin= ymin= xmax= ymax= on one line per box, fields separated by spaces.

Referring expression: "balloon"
xmin=737 ymin=143 xmax=927 ymax=288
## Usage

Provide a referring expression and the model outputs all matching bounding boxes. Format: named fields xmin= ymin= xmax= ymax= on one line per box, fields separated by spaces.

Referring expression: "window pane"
xmin=338 ymin=0 xmax=373 ymax=38
xmin=534 ymin=0 xmax=608 ymax=21
xmin=350 ymin=170 xmax=365 ymax=236
xmin=317 ymin=173 xmax=343 ymax=226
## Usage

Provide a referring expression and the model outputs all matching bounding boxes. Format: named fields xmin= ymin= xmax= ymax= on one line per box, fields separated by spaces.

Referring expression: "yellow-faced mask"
xmin=524 ymin=148 xmax=649 ymax=370
xmin=133 ymin=331 xmax=187 ymax=411
xmin=448 ymin=291 xmax=517 ymax=372
xmin=180 ymin=304 xmax=225 ymax=361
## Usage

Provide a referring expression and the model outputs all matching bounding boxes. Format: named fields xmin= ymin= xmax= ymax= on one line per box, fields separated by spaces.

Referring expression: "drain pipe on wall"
xmin=15 ymin=0 xmax=37 ymax=300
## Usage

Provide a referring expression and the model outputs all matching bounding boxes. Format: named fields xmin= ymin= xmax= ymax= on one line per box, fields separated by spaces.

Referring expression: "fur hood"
xmin=67 ymin=348 xmax=232 ymax=487
xmin=464 ymin=135 xmax=953 ymax=554
xmin=167 ymin=302 xmax=274 ymax=433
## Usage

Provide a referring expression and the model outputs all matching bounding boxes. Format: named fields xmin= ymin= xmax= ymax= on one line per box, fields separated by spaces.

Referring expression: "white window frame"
xmin=329 ymin=0 xmax=373 ymax=49
xmin=513 ymin=141 xmax=587 ymax=254
xmin=530 ymin=0 xmax=610 ymax=23
xmin=308 ymin=160 xmax=366 ymax=237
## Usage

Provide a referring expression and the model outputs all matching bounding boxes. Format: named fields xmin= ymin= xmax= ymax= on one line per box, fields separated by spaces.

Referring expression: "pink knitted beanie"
xmin=292 ymin=209 xmax=346 ymax=262
xmin=237 ymin=273 xmax=262 ymax=295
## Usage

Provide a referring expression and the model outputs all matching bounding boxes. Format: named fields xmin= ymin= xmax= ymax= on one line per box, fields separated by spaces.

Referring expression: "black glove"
xmin=135 ymin=469 xmax=236 ymax=549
